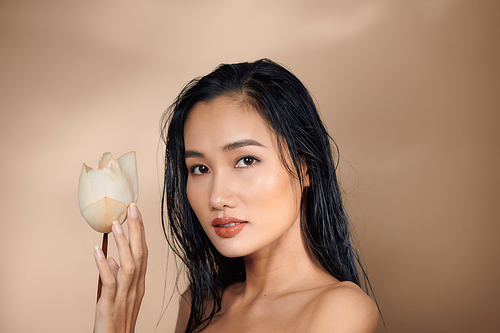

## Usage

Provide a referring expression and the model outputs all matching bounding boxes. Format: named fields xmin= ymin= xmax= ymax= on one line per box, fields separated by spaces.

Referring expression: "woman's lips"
xmin=212 ymin=217 xmax=247 ymax=238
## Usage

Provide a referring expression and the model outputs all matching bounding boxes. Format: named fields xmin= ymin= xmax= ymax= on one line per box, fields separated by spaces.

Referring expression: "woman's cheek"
xmin=186 ymin=180 xmax=203 ymax=217
xmin=244 ymin=171 xmax=283 ymax=210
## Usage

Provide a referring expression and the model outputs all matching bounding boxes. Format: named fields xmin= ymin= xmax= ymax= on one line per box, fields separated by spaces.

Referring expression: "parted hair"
xmin=161 ymin=59 xmax=365 ymax=332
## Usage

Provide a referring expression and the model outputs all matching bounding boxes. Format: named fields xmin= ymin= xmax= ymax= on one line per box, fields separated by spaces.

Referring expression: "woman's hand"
xmin=93 ymin=203 xmax=148 ymax=333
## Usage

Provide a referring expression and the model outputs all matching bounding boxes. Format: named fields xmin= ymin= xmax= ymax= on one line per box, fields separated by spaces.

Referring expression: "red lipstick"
xmin=211 ymin=217 xmax=247 ymax=238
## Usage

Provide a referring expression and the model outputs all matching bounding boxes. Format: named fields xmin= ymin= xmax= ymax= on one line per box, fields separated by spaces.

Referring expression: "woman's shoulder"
xmin=304 ymin=280 xmax=379 ymax=333
xmin=175 ymin=281 xmax=378 ymax=333
xmin=174 ymin=286 xmax=224 ymax=333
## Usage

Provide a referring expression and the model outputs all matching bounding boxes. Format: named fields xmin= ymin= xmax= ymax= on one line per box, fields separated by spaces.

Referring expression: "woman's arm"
xmin=93 ymin=203 xmax=148 ymax=333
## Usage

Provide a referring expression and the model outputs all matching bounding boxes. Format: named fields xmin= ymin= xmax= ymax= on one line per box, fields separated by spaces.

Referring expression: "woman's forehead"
xmin=183 ymin=96 xmax=275 ymax=147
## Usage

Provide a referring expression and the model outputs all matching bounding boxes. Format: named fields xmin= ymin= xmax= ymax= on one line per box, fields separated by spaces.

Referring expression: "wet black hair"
xmin=161 ymin=59 xmax=368 ymax=332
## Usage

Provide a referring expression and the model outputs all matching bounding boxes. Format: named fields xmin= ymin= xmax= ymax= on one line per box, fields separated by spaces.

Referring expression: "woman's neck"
xmin=240 ymin=221 xmax=334 ymax=299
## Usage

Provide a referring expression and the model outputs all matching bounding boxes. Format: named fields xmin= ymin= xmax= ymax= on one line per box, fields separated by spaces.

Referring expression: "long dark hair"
xmin=161 ymin=59 xmax=366 ymax=332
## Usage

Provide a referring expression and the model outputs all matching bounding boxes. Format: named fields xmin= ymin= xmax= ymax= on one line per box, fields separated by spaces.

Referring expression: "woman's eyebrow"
xmin=185 ymin=139 xmax=266 ymax=159
xmin=185 ymin=150 xmax=204 ymax=158
xmin=222 ymin=139 xmax=266 ymax=151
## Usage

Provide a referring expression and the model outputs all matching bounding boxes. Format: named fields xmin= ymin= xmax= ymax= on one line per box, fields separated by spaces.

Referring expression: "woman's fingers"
xmin=125 ymin=203 xmax=148 ymax=325
xmin=107 ymin=257 xmax=119 ymax=279
xmin=128 ymin=203 xmax=148 ymax=269
xmin=112 ymin=221 xmax=136 ymax=281
xmin=94 ymin=246 xmax=117 ymax=300
xmin=126 ymin=204 xmax=148 ymax=294
xmin=93 ymin=204 xmax=147 ymax=333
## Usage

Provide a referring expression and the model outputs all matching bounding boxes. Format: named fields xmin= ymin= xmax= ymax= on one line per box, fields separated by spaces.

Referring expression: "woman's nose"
xmin=208 ymin=173 xmax=236 ymax=210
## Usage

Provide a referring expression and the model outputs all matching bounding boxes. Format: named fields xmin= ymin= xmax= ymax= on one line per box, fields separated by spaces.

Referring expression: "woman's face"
xmin=184 ymin=95 xmax=304 ymax=258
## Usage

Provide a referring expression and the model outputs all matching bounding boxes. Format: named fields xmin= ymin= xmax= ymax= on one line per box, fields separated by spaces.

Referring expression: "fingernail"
xmin=129 ymin=203 xmax=139 ymax=218
xmin=112 ymin=221 xmax=123 ymax=234
xmin=95 ymin=245 xmax=104 ymax=258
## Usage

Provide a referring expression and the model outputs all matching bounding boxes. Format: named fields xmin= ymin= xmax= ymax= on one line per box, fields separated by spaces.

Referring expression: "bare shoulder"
xmin=306 ymin=281 xmax=379 ymax=333
xmin=174 ymin=289 xmax=192 ymax=333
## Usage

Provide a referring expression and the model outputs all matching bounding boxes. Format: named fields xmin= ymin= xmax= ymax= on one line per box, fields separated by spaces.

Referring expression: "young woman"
xmin=93 ymin=59 xmax=379 ymax=333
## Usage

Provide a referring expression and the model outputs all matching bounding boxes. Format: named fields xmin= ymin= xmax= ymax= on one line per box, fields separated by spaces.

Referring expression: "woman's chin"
xmin=214 ymin=245 xmax=249 ymax=258
xmin=210 ymin=239 xmax=253 ymax=259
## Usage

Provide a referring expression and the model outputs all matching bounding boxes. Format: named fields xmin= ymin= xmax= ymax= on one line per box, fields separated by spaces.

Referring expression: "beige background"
xmin=1 ymin=1 xmax=499 ymax=332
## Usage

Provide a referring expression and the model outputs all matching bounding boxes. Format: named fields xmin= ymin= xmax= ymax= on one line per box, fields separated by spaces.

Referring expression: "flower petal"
xmin=81 ymin=197 xmax=127 ymax=233
xmin=96 ymin=152 xmax=113 ymax=169
xmin=105 ymin=167 xmax=134 ymax=206
xmin=78 ymin=163 xmax=98 ymax=212
xmin=117 ymin=151 xmax=139 ymax=202
xmin=88 ymin=168 xmax=114 ymax=199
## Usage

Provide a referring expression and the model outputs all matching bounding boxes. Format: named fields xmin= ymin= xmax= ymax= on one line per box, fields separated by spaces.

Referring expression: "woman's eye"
xmin=191 ymin=165 xmax=209 ymax=175
xmin=235 ymin=156 xmax=260 ymax=168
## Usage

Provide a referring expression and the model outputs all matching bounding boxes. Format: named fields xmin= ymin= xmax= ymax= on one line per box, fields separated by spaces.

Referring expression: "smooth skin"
xmin=93 ymin=203 xmax=148 ymax=333
xmin=176 ymin=95 xmax=379 ymax=333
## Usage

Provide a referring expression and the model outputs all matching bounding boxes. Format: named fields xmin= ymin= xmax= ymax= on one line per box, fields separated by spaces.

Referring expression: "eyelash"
xmin=235 ymin=156 xmax=260 ymax=168
xmin=190 ymin=165 xmax=209 ymax=175
xmin=189 ymin=156 xmax=261 ymax=175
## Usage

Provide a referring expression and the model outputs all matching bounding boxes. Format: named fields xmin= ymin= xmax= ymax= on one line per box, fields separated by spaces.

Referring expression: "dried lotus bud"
xmin=78 ymin=151 xmax=138 ymax=233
